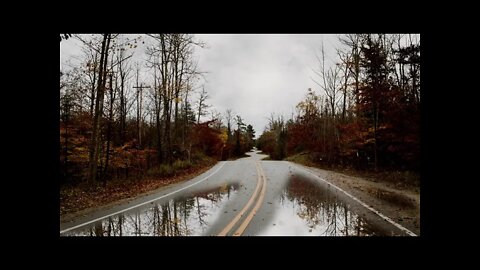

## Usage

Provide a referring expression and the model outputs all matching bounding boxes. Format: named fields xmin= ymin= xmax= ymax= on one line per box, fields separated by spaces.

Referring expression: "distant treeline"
xmin=257 ymin=34 xmax=420 ymax=172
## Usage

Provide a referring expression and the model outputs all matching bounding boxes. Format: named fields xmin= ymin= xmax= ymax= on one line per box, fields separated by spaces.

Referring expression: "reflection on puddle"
xmin=63 ymin=183 xmax=240 ymax=236
xmin=259 ymin=175 xmax=382 ymax=236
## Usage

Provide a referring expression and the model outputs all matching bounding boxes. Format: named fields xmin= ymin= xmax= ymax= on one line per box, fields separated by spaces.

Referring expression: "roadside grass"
xmin=285 ymin=152 xmax=317 ymax=167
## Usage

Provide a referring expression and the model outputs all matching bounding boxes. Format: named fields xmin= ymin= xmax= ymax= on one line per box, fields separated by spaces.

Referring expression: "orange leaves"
xmin=190 ymin=122 xmax=223 ymax=157
xmin=110 ymin=144 xmax=157 ymax=170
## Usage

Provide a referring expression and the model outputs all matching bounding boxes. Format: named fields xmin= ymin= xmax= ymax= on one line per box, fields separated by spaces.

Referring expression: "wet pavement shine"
xmin=60 ymin=150 xmax=413 ymax=236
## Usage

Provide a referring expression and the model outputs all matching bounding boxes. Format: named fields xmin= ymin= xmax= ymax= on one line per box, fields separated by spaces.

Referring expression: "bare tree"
xmin=337 ymin=47 xmax=351 ymax=121
xmin=116 ymin=47 xmax=133 ymax=145
xmin=312 ymin=42 xmax=341 ymax=161
xmin=82 ymin=46 xmax=99 ymax=117
xmin=225 ymin=108 xmax=233 ymax=143
xmin=153 ymin=60 xmax=163 ymax=163
xmin=312 ymin=42 xmax=340 ymax=119
xmin=102 ymin=55 xmax=116 ymax=183
xmin=209 ymin=110 xmax=223 ymax=130
xmin=145 ymin=34 xmax=175 ymax=164
xmin=196 ymin=86 xmax=210 ymax=124
xmin=144 ymin=34 xmax=205 ymax=164
xmin=339 ymin=34 xmax=363 ymax=117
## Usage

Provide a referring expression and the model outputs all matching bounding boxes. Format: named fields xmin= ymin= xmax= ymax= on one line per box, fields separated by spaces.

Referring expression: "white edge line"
xmin=290 ymin=162 xmax=417 ymax=236
xmin=60 ymin=162 xmax=226 ymax=234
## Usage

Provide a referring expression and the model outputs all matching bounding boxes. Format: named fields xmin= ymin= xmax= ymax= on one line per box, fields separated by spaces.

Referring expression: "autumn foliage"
xmin=257 ymin=34 xmax=420 ymax=173
xmin=60 ymin=34 xmax=258 ymax=188
xmin=190 ymin=121 xmax=225 ymax=158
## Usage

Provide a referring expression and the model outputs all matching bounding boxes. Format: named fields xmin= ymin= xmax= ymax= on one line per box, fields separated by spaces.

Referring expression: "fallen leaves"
xmin=60 ymin=161 xmax=216 ymax=216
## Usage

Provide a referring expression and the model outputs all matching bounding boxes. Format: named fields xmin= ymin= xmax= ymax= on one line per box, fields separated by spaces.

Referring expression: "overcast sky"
xmin=60 ymin=34 xmax=343 ymax=135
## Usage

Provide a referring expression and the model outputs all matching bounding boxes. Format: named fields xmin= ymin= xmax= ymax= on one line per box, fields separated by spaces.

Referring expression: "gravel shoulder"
xmin=290 ymin=162 xmax=420 ymax=235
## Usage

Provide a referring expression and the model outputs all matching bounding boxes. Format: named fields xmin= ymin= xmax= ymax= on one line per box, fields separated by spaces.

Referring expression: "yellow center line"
xmin=232 ymin=161 xmax=267 ymax=236
xmin=217 ymin=160 xmax=263 ymax=236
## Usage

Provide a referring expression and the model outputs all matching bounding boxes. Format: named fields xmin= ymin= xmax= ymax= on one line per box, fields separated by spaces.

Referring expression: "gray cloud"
xmin=194 ymin=34 xmax=340 ymax=134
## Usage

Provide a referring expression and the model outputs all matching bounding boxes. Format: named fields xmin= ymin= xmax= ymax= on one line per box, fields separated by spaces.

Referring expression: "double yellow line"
xmin=217 ymin=160 xmax=267 ymax=236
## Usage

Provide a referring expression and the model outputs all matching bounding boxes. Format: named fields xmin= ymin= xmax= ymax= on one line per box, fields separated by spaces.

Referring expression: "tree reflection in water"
xmin=282 ymin=175 xmax=378 ymax=236
xmin=69 ymin=183 xmax=240 ymax=236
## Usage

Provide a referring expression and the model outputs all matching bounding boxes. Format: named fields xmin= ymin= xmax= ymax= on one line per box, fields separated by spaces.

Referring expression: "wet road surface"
xmin=60 ymin=150 xmax=415 ymax=236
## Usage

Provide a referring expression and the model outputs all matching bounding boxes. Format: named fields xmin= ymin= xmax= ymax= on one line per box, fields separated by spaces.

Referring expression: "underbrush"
xmin=60 ymin=153 xmax=217 ymax=216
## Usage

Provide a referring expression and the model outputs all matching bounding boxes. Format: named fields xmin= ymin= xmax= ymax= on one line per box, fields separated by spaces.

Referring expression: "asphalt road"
xmin=60 ymin=150 xmax=415 ymax=236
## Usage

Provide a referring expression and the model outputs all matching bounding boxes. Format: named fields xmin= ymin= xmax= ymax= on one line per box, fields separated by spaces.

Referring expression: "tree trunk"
xmin=182 ymin=85 xmax=189 ymax=149
xmin=160 ymin=34 xmax=172 ymax=165
xmin=342 ymin=63 xmax=349 ymax=121
xmin=136 ymin=69 xmax=141 ymax=149
xmin=373 ymin=102 xmax=379 ymax=171
xmin=165 ymin=100 xmax=172 ymax=164
xmin=119 ymin=70 xmax=126 ymax=145
xmin=154 ymin=71 xmax=163 ymax=164
xmin=173 ymin=37 xmax=180 ymax=143
xmin=87 ymin=34 xmax=111 ymax=184
xmin=90 ymin=51 xmax=98 ymax=117
xmin=62 ymin=96 xmax=70 ymax=182
xmin=197 ymin=99 xmax=202 ymax=124
xmin=103 ymin=72 xmax=115 ymax=185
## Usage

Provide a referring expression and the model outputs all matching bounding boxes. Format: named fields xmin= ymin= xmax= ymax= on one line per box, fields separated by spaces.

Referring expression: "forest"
xmin=60 ymin=33 xmax=420 ymax=216
xmin=257 ymin=34 xmax=420 ymax=175
xmin=60 ymin=34 xmax=256 ymax=213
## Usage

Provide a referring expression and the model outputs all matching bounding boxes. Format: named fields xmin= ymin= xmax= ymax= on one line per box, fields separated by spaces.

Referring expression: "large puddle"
xmin=258 ymin=175 xmax=385 ymax=236
xmin=62 ymin=183 xmax=240 ymax=236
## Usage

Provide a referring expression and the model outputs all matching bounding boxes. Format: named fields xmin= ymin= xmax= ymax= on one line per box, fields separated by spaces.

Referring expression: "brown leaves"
xmin=60 ymin=161 xmax=216 ymax=216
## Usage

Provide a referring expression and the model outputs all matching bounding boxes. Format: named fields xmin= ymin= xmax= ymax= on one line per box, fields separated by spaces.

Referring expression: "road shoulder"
xmin=60 ymin=161 xmax=218 ymax=224
xmin=288 ymin=162 xmax=420 ymax=235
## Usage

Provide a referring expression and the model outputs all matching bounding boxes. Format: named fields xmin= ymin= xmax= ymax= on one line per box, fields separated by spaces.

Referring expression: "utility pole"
xmin=133 ymin=69 xmax=150 ymax=149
